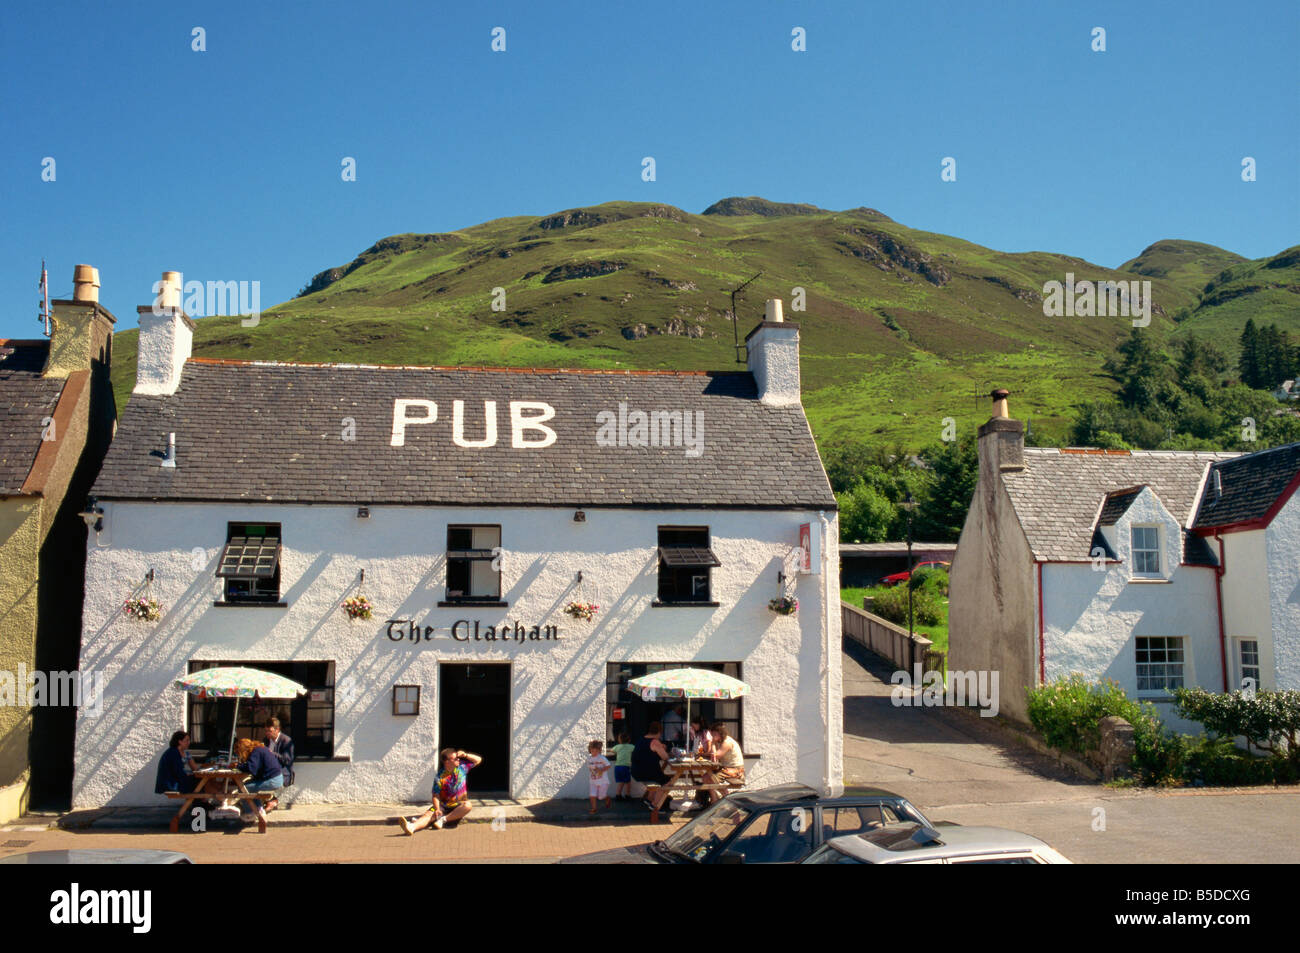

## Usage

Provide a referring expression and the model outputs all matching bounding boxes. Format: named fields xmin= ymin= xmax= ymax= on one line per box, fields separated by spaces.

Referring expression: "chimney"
xmin=745 ymin=298 xmax=801 ymax=406
xmin=45 ymin=264 xmax=116 ymax=378
xmin=134 ymin=271 xmax=195 ymax=396
xmin=977 ymin=388 xmax=1024 ymax=473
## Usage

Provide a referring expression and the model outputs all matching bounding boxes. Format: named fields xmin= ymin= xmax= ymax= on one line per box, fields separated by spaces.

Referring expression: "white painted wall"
xmin=1266 ymin=492 xmax=1300 ymax=689
xmin=74 ymin=502 xmax=840 ymax=807
xmin=1219 ymin=529 xmax=1273 ymax=692
xmin=1043 ymin=490 xmax=1220 ymax=733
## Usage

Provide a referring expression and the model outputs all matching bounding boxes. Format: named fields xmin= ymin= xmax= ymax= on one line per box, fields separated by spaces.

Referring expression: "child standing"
xmin=611 ymin=732 xmax=635 ymax=801
xmin=587 ymin=740 xmax=612 ymax=814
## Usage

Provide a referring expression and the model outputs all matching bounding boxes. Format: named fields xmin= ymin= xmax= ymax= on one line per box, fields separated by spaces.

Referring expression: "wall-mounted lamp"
xmin=573 ymin=509 xmax=586 ymax=522
xmin=357 ymin=506 xmax=370 ymax=519
xmin=80 ymin=498 xmax=104 ymax=532
xmin=359 ymin=568 xmax=365 ymax=584
xmin=576 ymin=570 xmax=584 ymax=583
xmin=145 ymin=568 xmax=155 ymax=583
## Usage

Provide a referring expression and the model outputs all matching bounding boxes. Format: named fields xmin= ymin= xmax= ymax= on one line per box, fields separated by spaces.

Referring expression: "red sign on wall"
xmin=799 ymin=523 xmax=812 ymax=573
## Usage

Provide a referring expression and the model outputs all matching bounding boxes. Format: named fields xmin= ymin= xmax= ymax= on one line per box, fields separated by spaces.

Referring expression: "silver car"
xmin=802 ymin=823 xmax=1072 ymax=864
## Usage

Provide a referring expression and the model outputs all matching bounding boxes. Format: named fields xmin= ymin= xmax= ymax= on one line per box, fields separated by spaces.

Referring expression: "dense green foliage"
xmin=1026 ymin=677 xmax=1299 ymax=786
xmin=870 ymin=580 xmax=944 ymax=627
xmin=829 ymin=439 xmax=977 ymax=543
xmin=1070 ymin=327 xmax=1300 ymax=451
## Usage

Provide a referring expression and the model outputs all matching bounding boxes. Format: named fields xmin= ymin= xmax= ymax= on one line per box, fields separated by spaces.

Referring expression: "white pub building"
xmin=72 ymin=281 xmax=843 ymax=806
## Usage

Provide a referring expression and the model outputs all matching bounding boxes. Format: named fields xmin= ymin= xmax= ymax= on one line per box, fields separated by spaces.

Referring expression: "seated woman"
xmin=688 ymin=717 xmax=713 ymax=759
xmin=631 ymin=721 xmax=673 ymax=816
xmin=154 ymin=730 xmax=200 ymax=795
xmin=702 ymin=723 xmax=744 ymax=804
xmin=234 ymin=737 xmax=285 ymax=818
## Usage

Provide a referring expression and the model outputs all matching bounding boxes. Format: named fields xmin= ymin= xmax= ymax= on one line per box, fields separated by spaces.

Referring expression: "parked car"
xmin=880 ymin=561 xmax=950 ymax=587
xmin=558 ymin=783 xmax=933 ymax=864
xmin=801 ymin=822 xmax=1072 ymax=864
xmin=0 ymin=849 xmax=193 ymax=864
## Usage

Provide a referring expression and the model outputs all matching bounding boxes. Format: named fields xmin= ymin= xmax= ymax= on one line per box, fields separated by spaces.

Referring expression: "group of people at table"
xmin=153 ymin=708 xmax=740 ymax=833
xmin=154 ymin=717 xmax=295 ymax=823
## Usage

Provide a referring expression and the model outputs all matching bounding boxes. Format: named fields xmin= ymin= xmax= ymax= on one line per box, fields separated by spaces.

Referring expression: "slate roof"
xmin=1096 ymin=487 xmax=1144 ymax=526
xmin=1193 ymin=442 xmax=1300 ymax=530
xmin=93 ymin=359 xmax=836 ymax=508
xmin=1002 ymin=448 xmax=1238 ymax=563
xmin=0 ymin=340 xmax=65 ymax=496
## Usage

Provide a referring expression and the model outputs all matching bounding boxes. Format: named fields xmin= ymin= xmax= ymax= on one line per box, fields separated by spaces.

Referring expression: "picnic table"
xmin=165 ymin=767 xmax=276 ymax=834
xmin=646 ymin=758 xmax=744 ymax=823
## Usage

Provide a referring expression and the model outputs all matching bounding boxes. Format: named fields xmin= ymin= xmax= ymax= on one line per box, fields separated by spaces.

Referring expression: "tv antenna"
xmin=728 ymin=271 xmax=762 ymax=364
xmin=38 ymin=259 xmax=51 ymax=336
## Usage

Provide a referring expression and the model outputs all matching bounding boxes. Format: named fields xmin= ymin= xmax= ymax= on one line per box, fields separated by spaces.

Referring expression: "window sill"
xmin=437 ymin=600 xmax=508 ymax=608
xmin=1127 ymin=577 xmax=1171 ymax=584
xmin=212 ymin=601 xmax=289 ymax=608
xmin=651 ymin=600 xmax=721 ymax=608
xmin=296 ymin=755 xmax=351 ymax=763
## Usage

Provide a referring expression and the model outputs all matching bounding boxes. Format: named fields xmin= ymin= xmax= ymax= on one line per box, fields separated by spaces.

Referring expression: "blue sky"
xmin=1 ymin=0 xmax=1296 ymax=338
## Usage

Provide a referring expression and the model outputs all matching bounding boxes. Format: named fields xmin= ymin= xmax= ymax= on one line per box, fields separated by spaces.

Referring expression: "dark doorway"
xmin=439 ymin=664 xmax=510 ymax=793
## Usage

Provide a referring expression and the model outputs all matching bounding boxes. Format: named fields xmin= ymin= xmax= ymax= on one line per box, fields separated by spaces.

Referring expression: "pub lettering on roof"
xmin=390 ymin=399 xmax=557 ymax=448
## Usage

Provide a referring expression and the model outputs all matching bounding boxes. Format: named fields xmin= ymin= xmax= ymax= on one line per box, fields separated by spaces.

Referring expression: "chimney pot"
xmin=158 ymin=271 xmax=183 ymax=310
xmin=991 ymin=388 xmax=1010 ymax=419
xmin=765 ymin=298 xmax=784 ymax=323
xmin=72 ymin=264 xmax=100 ymax=303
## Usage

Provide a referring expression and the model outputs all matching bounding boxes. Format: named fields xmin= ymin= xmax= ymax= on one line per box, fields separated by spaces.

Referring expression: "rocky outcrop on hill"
xmin=541 ymin=261 xmax=627 ymax=283
xmin=835 ymin=227 xmax=951 ymax=286
xmin=703 ymin=196 xmax=827 ymax=217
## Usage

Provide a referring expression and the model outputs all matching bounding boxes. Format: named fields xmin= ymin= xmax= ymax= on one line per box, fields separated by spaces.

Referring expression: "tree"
xmin=1239 ymin=319 xmax=1261 ymax=387
xmin=913 ymin=441 xmax=977 ymax=541
xmin=1106 ymin=328 xmax=1170 ymax=410
xmin=1176 ymin=334 xmax=1227 ymax=381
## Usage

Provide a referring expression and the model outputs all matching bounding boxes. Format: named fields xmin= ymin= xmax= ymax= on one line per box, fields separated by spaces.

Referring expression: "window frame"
xmin=186 ymin=659 xmax=336 ymax=760
xmin=392 ymin=684 xmax=421 ymax=716
xmin=440 ymin=524 xmax=506 ymax=607
xmin=1135 ymin=635 xmax=1186 ymax=695
xmin=655 ymin=526 xmax=720 ymax=606
xmin=1130 ymin=525 xmax=1161 ymax=577
xmin=216 ymin=522 xmax=284 ymax=605
xmin=1236 ymin=639 xmax=1261 ymax=693
xmin=606 ymin=661 xmax=743 ymax=749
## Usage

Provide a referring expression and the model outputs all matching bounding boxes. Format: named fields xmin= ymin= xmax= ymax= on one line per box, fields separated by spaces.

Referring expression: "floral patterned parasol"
xmin=627 ymin=668 xmax=751 ymax=701
xmin=176 ymin=667 xmax=307 ymax=700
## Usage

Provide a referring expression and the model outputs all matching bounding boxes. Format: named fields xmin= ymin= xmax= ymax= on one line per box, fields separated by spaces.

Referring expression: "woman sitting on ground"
xmin=234 ymin=737 xmax=285 ymax=817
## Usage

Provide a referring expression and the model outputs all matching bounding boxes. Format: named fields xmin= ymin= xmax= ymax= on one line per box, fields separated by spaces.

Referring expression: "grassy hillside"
xmin=108 ymin=199 xmax=1295 ymax=450
xmin=1170 ymin=245 xmax=1300 ymax=361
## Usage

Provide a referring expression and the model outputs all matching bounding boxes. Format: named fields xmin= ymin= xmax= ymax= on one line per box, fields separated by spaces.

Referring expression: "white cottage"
xmin=72 ymin=285 xmax=842 ymax=806
xmin=950 ymin=389 xmax=1300 ymax=729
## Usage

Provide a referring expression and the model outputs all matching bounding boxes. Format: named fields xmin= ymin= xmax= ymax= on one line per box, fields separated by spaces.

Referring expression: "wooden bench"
xmin=644 ymin=778 xmax=745 ymax=823
xmin=165 ymin=790 xmax=277 ymax=834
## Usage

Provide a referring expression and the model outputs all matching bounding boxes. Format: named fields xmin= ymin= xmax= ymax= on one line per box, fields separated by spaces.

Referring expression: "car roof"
xmin=0 ymin=849 xmax=193 ymax=864
xmin=825 ymin=824 xmax=1057 ymax=863
xmin=731 ymin=783 xmax=907 ymax=808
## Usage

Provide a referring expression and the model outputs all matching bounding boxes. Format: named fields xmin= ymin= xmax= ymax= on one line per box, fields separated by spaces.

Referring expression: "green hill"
xmin=1171 ymin=246 xmax=1300 ymax=362
xmin=107 ymin=199 xmax=1297 ymax=449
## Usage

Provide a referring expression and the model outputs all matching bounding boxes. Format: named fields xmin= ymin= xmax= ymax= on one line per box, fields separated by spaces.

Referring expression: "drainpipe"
xmin=1214 ymin=534 xmax=1228 ymax=692
xmin=819 ymin=510 xmax=834 ymax=795
xmin=1037 ymin=562 xmax=1046 ymax=684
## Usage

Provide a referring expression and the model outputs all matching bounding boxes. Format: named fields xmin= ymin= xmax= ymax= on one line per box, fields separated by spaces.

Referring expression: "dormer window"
xmin=1130 ymin=526 xmax=1160 ymax=575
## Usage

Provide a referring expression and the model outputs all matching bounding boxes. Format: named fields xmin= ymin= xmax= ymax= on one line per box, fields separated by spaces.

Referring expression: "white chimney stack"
xmin=134 ymin=270 xmax=195 ymax=396
xmin=746 ymin=298 xmax=801 ymax=406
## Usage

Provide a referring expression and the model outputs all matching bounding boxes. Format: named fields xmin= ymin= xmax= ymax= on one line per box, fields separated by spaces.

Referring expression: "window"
xmin=729 ymin=809 xmax=815 ymax=863
xmin=442 ymin=525 xmax=503 ymax=605
xmin=821 ymin=805 xmax=900 ymax=841
xmin=187 ymin=660 xmax=335 ymax=760
xmin=393 ymin=685 xmax=420 ymax=716
xmin=1237 ymin=640 xmax=1261 ymax=692
xmin=216 ymin=523 xmax=282 ymax=604
xmin=656 ymin=526 xmax=721 ymax=605
xmin=1130 ymin=526 xmax=1160 ymax=575
xmin=606 ymin=662 xmax=741 ymax=748
xmin=1136 ymin=636 xmax=1185 ymax=693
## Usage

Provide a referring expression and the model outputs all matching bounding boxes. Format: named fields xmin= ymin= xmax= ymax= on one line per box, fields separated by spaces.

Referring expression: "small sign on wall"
xmin=799 ymin=523 xmax=819 ymax=574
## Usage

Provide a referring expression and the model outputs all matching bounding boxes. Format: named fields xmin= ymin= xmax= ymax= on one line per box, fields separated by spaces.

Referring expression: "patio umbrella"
xmin=627 ymin=668 xmax=750 ymax=753
xmin=174 ymin=667 xmax=307 ymax=761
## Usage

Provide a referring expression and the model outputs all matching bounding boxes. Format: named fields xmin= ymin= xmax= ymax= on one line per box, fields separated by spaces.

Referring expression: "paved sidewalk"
xmin=34 ymin=795 xmax=693 ymax=832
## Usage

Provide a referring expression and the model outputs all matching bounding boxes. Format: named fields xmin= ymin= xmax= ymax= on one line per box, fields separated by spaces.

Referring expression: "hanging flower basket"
xmin=564 ymin=601 xmax=599 ymax=621
xmin=123 ymin=597 xmax=162 ymax=622
xmin=343 ymin=595 xmax=373 ymax=620
xmin=768 ymin=596 xmax=798 ymax=615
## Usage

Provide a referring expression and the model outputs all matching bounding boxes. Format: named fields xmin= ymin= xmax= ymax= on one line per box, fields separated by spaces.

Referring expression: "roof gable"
xmin=1193 ymin=443 xmax=1300 ymax=532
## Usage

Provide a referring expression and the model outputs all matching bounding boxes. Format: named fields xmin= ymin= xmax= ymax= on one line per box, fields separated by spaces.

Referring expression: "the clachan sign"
xmin=385 ymin=619 xmax=561 ymax=644
xmin=390 ymin=399 xmax=558 ymax=448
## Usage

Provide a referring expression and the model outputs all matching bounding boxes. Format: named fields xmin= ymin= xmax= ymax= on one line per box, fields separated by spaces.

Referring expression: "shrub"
xmin=1025 ymin=675 xmax=1146 ymax=756
xmin=911 ymin=567 xmax=949 ymax=596
xmin=1182 ymin=736 xmax=1277 ymax=786
xmin=1173 ymin=687 xmax=1300 ymax=771
xmin=870 ymin=583 xmax=943 ymax=627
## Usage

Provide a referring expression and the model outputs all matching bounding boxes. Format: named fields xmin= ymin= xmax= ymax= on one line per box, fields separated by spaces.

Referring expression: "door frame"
xmin=437 ymin=661 xmax=512 ymax=797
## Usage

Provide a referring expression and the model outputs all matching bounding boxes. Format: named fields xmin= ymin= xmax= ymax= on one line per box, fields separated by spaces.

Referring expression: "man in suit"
xmin=264 ymin=716 xmax=295 ymax=786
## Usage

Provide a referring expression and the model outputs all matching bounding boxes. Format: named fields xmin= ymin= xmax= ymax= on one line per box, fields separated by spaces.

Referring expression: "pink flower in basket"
xmin=122 ymin=597 xmax=162 ymax=622
xmin=343 ymin=595 xmax=373 ymax=620
xmin=563 ymin=601 xmax=599 ymax=621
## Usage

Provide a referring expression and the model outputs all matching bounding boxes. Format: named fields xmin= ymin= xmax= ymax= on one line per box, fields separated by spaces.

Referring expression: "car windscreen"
xmin=663 ymin=799 xmax=751 ymax=862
